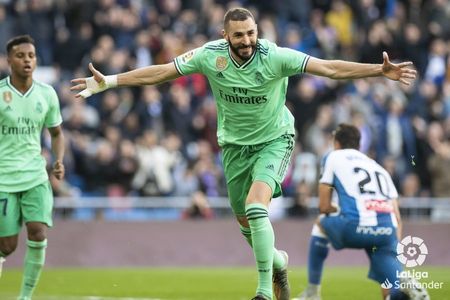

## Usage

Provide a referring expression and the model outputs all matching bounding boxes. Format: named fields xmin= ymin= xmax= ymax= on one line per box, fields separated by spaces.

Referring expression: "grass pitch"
xmin=0 ymin=267 xmax=449 ymax=299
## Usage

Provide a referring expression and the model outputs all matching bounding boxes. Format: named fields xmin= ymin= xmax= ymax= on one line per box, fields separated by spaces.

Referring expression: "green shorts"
xmin=0 ymin=181 xmax=54 ymax=237
xmin=221 ymin=134 xmax=295 ymax=217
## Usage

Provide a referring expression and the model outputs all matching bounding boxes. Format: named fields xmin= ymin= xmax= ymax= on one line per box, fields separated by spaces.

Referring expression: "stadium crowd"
xmin=0 ymin=0 xmax=449 ymax=216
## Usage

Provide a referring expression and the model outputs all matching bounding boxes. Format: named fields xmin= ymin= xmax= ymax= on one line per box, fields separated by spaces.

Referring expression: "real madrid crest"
xmin=36 ymin=101 xmax=43 ymax=113
xmin=255 ymin=71 xmax=264 ymax=85
xmin=216 ymin=56 xmax=227 ymax=71
xmin=3 ymin=91 xmax=12 ymax=103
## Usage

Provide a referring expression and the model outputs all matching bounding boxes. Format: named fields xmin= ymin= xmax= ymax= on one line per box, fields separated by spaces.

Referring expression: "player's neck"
xmin=10 ymin=75 xmax=33 ymax=94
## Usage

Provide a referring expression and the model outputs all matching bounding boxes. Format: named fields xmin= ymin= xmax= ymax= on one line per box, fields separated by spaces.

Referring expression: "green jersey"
xmin=174 ymin=38 xmax=309 ymax=146
xmin=0 ymin=76 xmax=62 ymax=192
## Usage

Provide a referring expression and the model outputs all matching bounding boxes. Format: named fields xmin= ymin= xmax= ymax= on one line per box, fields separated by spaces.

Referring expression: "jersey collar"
xmin=228 ymin=45 xmax=257 ymax=69
xmin=7 ymin=76 xmax=35 ymax=98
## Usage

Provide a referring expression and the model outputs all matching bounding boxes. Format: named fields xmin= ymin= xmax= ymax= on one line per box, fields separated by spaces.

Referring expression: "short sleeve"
xmin=271 ymin=47 xmax=310 ymax=77
xmin=319 ymin=152 xmax=335 ymax=185
xmin=173 ymin=47 xmax=205 ymax=76
xmin=45 ymin=87 xmax=62 ymax=128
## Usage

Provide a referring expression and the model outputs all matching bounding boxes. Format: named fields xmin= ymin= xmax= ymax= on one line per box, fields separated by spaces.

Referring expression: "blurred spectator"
xmin=132 ymin=130 xmax=181 ymax=196
xmin=425 ymin=38 xmax=447 ymax=86
xmin=54 ymin=22 xmax=94 ymax=74
xmin=376 ymin=91 xmax=417 ymax=176
xmin=134 ymin=29 xmax=153 ymax=69
xmin=0 ymin=4 xmax=14 ymax=55
xmin=325 ymin=0 xmax=354 ymax=50
xmin=173 ymin=161 xmax=199 ymax=197
xmin=136 ymin=85 xmax=165 ymax=136
xmin=191 ymin=98 xmax=219 ymax=153
xmin=286 ymin=181 xmax=312 ymax=218
xmin=427 ymin=122 xmax=450 ymax=197
xmin=81 ymin=139 xmax=117 ymax=195
xmin=164 ymin=83 xmax=197 ymax=147
xmin=287 ymin=76 xmax=321 ymax=139
xmin=381 ymin=155 xmax=402 ymax=192
xmin=400 ymin=173 xmax=424 ymax=197
xmin=112 ymin=139 xmax=139 ymax=195
xmin=304 ymin=104 xmax=336 ymax=156
xmin=192 ymin=140 xmax=224 ymax=197
xmin=401 ymin=23 xmax=428 ymax=76
xmin=15 ymin=0 xmax=55 ymax=65
xmin=181 ymin=191 xmax=214 ymax=220
xmin=290 ymin=144 xmax=318 ymax=196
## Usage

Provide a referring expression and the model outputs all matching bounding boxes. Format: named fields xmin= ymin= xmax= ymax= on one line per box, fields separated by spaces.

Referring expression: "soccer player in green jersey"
xmin=70 ymin=8 xmax=416 ymax=300
xmin=0 ymin=35 xmax=65 ymax=300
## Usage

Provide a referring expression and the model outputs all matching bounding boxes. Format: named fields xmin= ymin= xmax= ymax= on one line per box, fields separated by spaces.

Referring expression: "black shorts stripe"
xmin=278 ymin=136 xmax=294 ymax=177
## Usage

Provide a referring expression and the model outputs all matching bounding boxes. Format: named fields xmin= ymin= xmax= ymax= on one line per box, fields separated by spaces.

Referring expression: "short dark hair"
xmin=223 ymin=7 xmax=254 ymax=29
xmin=6 ymin=35 xmax=35 ymax=55
xmin=333 ymin=123 xmax=361 ymax=150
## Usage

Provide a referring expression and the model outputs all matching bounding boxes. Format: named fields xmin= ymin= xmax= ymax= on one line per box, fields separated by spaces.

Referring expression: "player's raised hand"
xmin=52 ymin=160 xmax=65 ymax=180
xmin=70 ymin=63 xmax=117 ymax=98
xmin=381 ymin=51 xmax=417 ymax=85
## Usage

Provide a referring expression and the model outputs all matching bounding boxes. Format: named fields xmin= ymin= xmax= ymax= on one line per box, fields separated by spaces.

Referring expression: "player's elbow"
xmin=319 ymin=204 xmax=337 ymax=214
xmin=321 ymin=61 xmax=339 ymax=79
xmin=319 ymin=207 xmax=329 ymax=214
xmin=318 ymin=204 xmax=329 ymax=214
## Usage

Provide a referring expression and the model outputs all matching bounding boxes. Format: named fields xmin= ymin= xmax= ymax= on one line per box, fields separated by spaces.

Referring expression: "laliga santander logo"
xmin=397 ymin=236 xmax=428 ymax=267
xmin=381 ymin=278 xmax=393 ymax=289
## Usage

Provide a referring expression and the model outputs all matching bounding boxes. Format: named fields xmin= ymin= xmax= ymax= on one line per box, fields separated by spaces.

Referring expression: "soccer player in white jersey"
xmin=70 ymin=8 xmax=416 ymax=300
xmin=0 ymin=35 xmax=65 ymax=300
xmin=296 ymin=124 xmax=429 ymax=300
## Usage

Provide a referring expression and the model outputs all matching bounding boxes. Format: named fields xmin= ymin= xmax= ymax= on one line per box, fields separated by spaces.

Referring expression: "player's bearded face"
xmin=225 ymin=19 xmax=258 ymax=61
xmin=228 ymin=38 xmax=257 ymax=61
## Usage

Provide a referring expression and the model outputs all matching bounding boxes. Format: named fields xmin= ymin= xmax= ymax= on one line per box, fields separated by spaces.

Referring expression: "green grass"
xmin=1 ymin=267 xmax=449 ymax=299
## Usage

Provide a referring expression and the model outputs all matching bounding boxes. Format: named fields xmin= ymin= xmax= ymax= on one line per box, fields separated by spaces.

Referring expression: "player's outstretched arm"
xmin=70 ymin=62 xmax=181 ymax=99
xmin=305 ymin=51 xmax=417 ymax=85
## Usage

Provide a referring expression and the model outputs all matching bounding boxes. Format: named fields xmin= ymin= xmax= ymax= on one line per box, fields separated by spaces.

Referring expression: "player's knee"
xmin=0 ymin=239 xmax=18 ymax=256
xmin=27 ymin=230 xmax=47 ymax=242
xmin=26 ymin=223 xmax=47 ymax=242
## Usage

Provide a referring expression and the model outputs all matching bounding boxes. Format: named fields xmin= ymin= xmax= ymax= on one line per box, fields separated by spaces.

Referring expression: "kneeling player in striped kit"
xmin=295 ymin=124 xmax=429 ymax=300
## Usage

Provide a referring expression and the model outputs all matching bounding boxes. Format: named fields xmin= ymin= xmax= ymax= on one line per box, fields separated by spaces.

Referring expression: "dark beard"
xmin=227 ymin=39 xmax=256 ymax=61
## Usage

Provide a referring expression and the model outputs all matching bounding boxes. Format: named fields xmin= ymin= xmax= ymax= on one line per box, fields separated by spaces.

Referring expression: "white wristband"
xmin=78 ymin=74 xmax=118 ymax=99
xmin=104 ymin=75 xmax=118 ymax=88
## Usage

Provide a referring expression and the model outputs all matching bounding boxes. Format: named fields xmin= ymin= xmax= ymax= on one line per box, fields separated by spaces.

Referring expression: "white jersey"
xmin=320 ymin=149 xmax=398 ymax=227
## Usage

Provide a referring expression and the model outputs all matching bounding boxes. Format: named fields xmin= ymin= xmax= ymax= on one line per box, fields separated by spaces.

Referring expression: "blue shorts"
xmin=320 ymin=215 xmax=402 ymax=284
